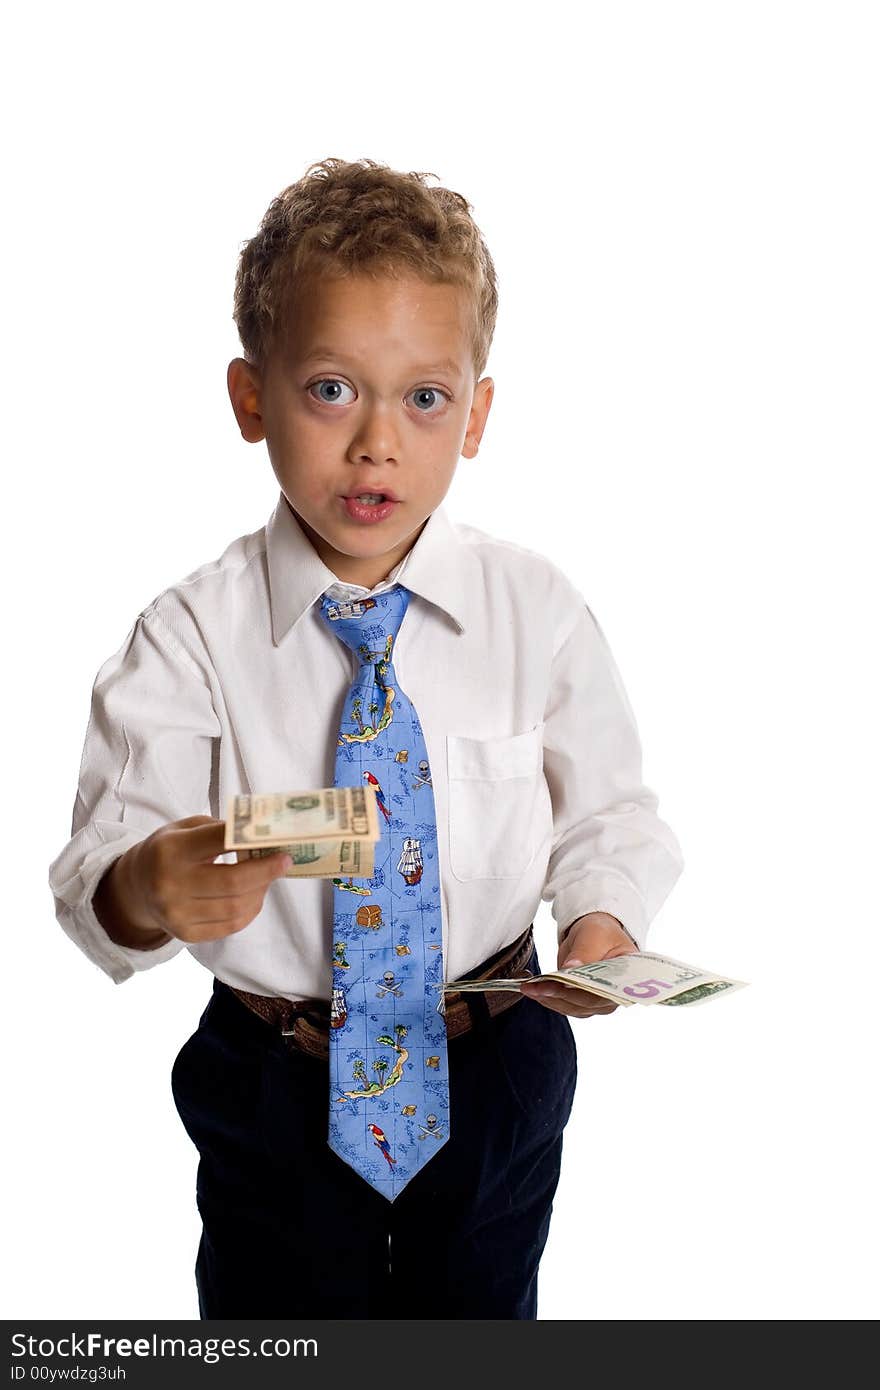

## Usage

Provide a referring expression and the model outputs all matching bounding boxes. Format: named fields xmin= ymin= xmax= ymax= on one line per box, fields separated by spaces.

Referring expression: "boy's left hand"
xmin=518 ymin=911 xmax=639 ymax=1019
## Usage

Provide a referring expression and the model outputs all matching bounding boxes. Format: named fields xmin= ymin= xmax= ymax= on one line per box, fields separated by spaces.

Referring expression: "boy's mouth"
xmin=343 ymin=487 xmax=401 ymax=503
xmin=340 ymin=494 xmax=400 ymax=524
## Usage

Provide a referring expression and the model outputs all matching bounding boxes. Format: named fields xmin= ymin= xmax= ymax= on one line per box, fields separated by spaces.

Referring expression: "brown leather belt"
xmin=229 ymin=924 xmax=536 ymax=1061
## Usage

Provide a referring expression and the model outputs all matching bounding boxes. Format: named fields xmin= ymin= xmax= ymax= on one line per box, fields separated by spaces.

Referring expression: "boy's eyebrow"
xmin=301 ymin=347 xmax=464 ymax=378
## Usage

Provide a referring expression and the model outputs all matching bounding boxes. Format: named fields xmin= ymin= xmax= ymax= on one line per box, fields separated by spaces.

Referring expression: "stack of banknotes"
xmin=225 ymin=787 xmax=380 ymax=877
xmin=445 ymin=951 xmax=747 ymax=1009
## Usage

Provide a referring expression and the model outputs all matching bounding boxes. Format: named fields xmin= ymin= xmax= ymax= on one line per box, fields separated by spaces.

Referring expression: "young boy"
xmin=48 ymin=156 xmax=684 ymax=1320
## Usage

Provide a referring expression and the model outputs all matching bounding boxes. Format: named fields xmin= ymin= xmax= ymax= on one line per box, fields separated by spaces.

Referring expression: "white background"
xmin=4 ymin=0 xmax=877 ymax=1321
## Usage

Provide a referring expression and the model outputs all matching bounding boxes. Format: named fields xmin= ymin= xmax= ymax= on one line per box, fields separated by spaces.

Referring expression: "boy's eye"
xmin=409 ymin=387 xmax=449 ymax=414
xmin=310 ymin=379 xmax=356 ymax=406
xmin=308 ymin=379 xmax=450 ymax=413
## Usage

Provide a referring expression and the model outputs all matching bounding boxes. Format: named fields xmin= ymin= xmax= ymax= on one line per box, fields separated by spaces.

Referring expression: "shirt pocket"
xmin=446 ymin=720 xmax=546 ymax=882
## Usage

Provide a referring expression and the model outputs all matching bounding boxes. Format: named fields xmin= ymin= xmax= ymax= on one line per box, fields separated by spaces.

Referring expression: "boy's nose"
xmin=348 ymin=405 xmax=403 ymax=460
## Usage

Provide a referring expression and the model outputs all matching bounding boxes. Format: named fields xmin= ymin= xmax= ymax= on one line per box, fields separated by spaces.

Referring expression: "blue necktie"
xmin=318 ymin=583 xmax=450 ymax=1201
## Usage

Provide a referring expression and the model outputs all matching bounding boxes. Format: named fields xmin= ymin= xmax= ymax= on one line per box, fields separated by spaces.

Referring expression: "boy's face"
xmin=228 ymin=271 xmax=494 ymax=588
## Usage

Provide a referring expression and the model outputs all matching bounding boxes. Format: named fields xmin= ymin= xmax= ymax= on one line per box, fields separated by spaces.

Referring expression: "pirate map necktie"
xmin=318 ymin=583 xmax=450 ymax=1201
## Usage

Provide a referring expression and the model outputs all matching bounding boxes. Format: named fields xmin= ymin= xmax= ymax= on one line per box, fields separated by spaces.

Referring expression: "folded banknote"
xmin=444 ymin=950 xmax=746 ymax=1009
xmin=224 ymin=786 xmax=380 ymax=878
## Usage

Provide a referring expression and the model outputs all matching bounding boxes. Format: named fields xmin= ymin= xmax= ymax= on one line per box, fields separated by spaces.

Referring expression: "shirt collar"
xmin=322 ymin=554 xmax=409 ymax=602
xmin=265 ymin=492 xmax=476 ymax=645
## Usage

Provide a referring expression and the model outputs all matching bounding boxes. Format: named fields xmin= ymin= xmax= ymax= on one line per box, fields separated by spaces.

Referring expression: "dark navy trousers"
xmin=171 ymin=939 xmax=578 ymax=1319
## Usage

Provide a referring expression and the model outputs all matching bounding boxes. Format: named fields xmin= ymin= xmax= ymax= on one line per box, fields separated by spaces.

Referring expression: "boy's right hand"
xmin=94 ymin=815 xmax=292 ymax=949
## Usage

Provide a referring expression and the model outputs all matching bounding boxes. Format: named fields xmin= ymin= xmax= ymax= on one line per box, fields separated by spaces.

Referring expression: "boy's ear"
xmin=462 ymin=376 xmax=494 ymax=459
xmin=227 ymin=358 xmax=266 ymax=443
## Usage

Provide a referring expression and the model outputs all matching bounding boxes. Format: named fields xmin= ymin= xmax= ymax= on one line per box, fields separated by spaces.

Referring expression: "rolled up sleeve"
xmin=541 ymin=600 xmax=684 ymax=949
xmin=48 ymin=607 xmax=221 ymax=983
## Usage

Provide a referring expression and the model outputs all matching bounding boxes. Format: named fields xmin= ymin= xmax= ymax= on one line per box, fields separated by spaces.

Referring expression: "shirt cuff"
xmin=553 ymin=875 xmax=648 ymax=952
xmin=61 ymin=844 xmax=184 ymax=982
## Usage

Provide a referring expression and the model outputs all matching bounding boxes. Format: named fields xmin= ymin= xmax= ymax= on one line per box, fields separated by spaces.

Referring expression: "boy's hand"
xmin=518 ymin=911 xmax=639 ymax=1019
xmin=95 ymin=816 xmax=292 ymax=949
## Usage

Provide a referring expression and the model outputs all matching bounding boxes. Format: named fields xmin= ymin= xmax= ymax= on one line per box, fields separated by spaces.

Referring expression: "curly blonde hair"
xmin=232 ymin=156 xmax=498 ymax=383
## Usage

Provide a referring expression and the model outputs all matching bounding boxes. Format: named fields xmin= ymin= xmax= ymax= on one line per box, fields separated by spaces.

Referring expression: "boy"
xmin=48 ymin=157 xmax=684 ymax=1319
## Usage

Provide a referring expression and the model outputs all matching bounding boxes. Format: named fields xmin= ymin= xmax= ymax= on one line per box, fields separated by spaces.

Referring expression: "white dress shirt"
xmin=48 ymin=492 xmax=684 ymax=1000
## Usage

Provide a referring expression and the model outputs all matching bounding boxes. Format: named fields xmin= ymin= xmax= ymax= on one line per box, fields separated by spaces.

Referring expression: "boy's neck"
xmin=330 ymin=559 xmax=400 ymax=590
xmin=286 ymin=496 xmax=424 ymax=590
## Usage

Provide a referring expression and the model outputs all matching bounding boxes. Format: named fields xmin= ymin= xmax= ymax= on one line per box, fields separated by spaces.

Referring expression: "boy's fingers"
xmin=194 ymin=849 xmax=292 ymax=896
xmin=166 ymin=823 xmax=294 ymax=888
xmin=522 ymin=980 xmax=618 ymax=1013
xmin=532 ymin=994 xmax=618 ymax=1018
xmin=168 ymin=817 xmax=227 ymax=859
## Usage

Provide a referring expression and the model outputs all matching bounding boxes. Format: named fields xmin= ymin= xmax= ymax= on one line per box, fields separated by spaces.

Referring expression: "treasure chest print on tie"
xmin=318 ymin=584 xmax=450 ymax=1201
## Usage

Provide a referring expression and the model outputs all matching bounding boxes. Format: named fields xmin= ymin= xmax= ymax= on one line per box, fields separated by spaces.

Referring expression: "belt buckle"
xmin=281 ymin=1011 xmax=330 ymax=1061
xmin=279 ymin=999 xmax=324 ymax=1038
xmin=281 ymin=1002 xmax=330 ymax=1053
